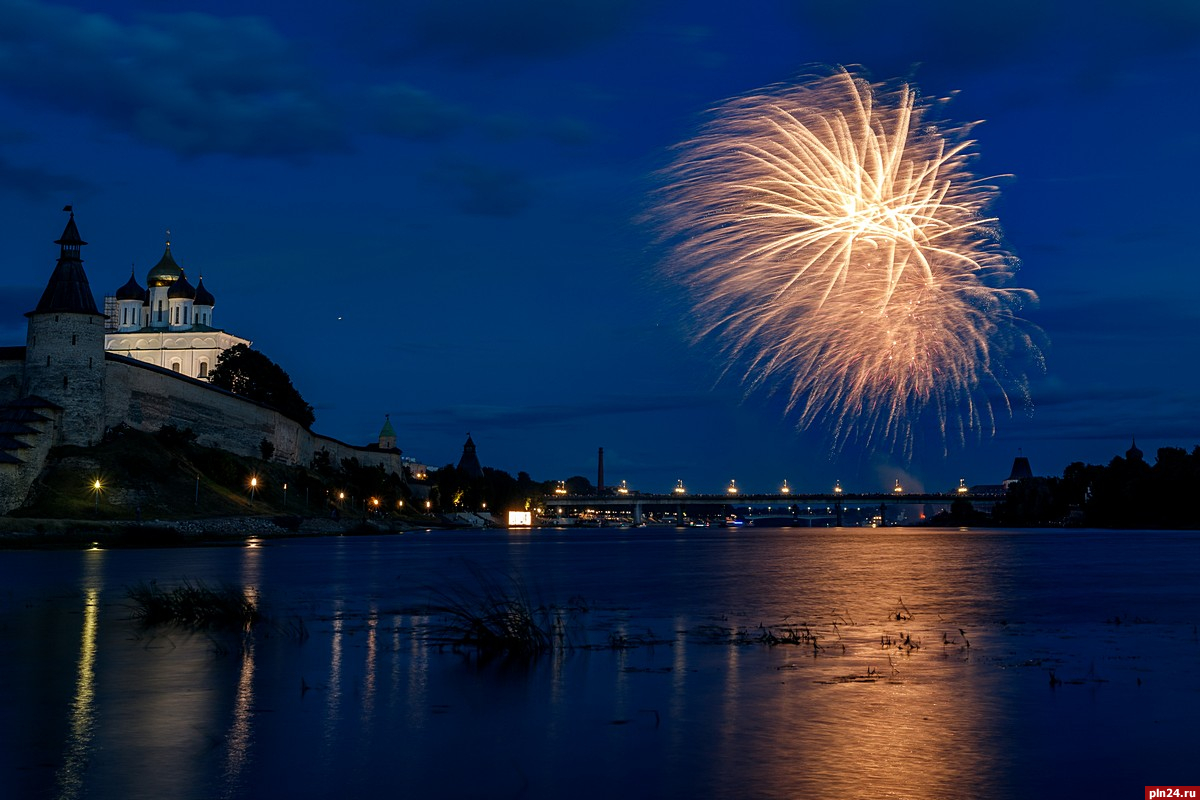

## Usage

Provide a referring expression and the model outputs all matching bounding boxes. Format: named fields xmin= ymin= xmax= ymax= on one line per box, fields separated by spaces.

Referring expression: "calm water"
xmin=2 ymin=528 xmax=1198 ymax=799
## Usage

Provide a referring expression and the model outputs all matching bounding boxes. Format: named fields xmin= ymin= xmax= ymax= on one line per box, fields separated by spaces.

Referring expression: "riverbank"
xmin=0 ymin=514 xmax=446 ymax=549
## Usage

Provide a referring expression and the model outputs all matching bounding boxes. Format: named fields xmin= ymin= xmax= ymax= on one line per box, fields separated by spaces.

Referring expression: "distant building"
xmin=0 ymin=210 xmax=404 ymax=513
xmin=457 ymin=433 xmax=484 ymax=479
xmin=1003 ymin=453 xmax=1033 ymax=489
xmin=104 ymin=234 xmax=249 ymax=379
xmin=1126 ymin=437 xmax=1143 ymax=463
xmin=968 ymin=451 xmax=1035 ymax=495
xmin=363 ymin=415 xmax=399 ymax=453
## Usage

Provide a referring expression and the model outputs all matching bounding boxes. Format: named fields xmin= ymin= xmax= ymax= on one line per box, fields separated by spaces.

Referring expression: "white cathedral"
xmin=103 ymin=235 xmax=249 ymax=379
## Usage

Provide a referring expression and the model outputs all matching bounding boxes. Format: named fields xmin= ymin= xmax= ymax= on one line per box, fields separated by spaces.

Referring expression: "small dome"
xmin=193 ymin=277 xmax=215 ymax=307
xmin=115 ymin=269 xmax=146 ymax=301
xmin=147 ymin=244 xmax=184 ymax=288
xmin=167 ymin=274 xmax=196 ymax=299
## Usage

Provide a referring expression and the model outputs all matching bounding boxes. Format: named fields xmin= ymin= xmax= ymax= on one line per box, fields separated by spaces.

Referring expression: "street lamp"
xmin=90 ymin=477 xmax=103 ymax=513
xmin=249 ymin=475 xmax=258 ymax=504
xmin=283 ymin=482 xmax=288 ymax=509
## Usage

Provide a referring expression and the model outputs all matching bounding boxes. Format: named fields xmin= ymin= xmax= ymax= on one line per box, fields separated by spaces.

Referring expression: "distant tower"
xmin=1003 ymin=450 xmax=1033 ymax=488
xmin=378 ymin=415 xmax=397 ymax=450
xmin=23 ymin=208 xmax=107 ymax=446
xmin=597 ymin=447 xmax=605 ymax=494
xmin=1126 ymin=437 xmax=1144 ymax=463
xmin=457 ymin=433 xmax=484 ymax=479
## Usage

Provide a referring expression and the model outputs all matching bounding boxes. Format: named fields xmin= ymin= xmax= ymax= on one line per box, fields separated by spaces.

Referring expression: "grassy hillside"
xmin=10 ymin=425 xmax=403 ymax=522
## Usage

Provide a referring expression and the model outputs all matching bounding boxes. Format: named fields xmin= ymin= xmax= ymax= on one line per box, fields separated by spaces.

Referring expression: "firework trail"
xmin=656 ymin=67 xmax=1042 ymax=456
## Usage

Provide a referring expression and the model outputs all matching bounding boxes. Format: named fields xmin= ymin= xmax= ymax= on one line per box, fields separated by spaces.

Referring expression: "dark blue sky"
xmin=1 ymin=0 xmax=1198 ymax=494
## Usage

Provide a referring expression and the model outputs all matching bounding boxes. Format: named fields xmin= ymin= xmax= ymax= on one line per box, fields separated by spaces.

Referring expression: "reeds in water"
xmin=126 ymin=579 xmax=260 ymax=631
xmin=427 ymin=569 xmax=570 ymax=659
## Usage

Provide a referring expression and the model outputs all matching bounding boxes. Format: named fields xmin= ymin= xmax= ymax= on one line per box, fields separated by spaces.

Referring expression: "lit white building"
xmin=104 ymin=236 xmax=249 ymax=379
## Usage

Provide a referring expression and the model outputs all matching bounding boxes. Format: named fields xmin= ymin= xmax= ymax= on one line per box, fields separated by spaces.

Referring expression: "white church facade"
xmin=103 ymin=236 xmax=249 ymax=379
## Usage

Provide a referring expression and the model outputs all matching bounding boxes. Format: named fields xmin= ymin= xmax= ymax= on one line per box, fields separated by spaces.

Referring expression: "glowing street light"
xmin=90 ymin=477 xmax=103 ymax=513
xmin=249 ymin=475 xmax=259 ymax=504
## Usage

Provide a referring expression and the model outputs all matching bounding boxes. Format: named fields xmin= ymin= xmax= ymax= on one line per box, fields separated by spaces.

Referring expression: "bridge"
xmin=542 ymin=491 xmax=996 ymax=526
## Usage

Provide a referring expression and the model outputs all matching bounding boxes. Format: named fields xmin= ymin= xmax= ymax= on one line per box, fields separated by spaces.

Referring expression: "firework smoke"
xmin=656 ymin=67 xmax=1042 ymax=456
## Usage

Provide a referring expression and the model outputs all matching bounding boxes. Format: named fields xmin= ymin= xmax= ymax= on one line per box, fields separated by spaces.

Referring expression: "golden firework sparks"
xmin=657 ymin=67 xmax=1043 ymax=457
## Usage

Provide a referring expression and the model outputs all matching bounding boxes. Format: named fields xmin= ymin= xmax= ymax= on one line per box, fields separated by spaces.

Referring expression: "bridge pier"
xmin=633 ymin=500 xmax=643 ymax=525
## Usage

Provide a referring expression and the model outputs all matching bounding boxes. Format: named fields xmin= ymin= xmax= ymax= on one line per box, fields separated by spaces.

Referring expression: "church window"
xmin=157 ymin=301 xmax=163 ymax=322
xmin=170 ymin=362 xmax=181 ymax=373
xmin=199 ymin=362 xmax=209 ymax=379
xmin=184 ymin=306 xmax=189 ymax=325
xmin=174 ymin=307 xmax=179 ymax=324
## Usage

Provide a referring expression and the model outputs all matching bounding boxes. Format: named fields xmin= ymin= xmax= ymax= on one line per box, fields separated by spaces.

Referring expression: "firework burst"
xmin=656 ymin=67 xmax=1042 ymax=456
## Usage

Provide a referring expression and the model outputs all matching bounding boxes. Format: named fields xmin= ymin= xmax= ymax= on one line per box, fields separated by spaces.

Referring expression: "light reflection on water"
xmin=1 ymin=528 xmax=1198 ymax=799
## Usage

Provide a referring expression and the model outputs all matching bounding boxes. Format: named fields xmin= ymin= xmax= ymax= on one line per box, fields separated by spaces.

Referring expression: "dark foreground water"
xmin=1 ymin=528 xmax=1198 ymax=799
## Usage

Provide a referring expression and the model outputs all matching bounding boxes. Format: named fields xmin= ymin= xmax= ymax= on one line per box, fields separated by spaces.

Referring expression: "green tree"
xmin=210 ymin=344 xmax=315 ymax=428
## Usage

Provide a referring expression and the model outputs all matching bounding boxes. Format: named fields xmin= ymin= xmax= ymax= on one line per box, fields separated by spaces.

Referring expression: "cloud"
xmin=361 ymin=83 xmax=465 ymax=141
xmin=425 ymin=158 xmax=534 ymax=216
xmin=350 ymin=0 xmax=644 ymax=63
xmin=780 ymin=0 xmax=1200 ymax=80
xmin=0 ymin=153 xmax=93 ymax=199
xmin=0 ymin=0 xmax=346 ymax=158
xmin=398 ymin=394 xmax=719 ymax=432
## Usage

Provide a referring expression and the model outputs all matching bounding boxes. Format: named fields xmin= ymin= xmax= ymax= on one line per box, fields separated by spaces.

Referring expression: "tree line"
xmin=993 ymin=446 xmax=1200 ymax=528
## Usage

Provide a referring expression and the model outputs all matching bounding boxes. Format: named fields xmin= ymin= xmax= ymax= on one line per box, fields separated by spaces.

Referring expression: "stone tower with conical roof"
xmin=457 ymin=433 xmax=484 ymax=479
xmin=23 ymin=208 xmax=107 ymax=446
xmin=378 ymin=415 xmax=397 ymax=450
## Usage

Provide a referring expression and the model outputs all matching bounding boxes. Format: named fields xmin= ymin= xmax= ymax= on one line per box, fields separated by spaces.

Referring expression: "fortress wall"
xmin=0 ymin=356 xmax=22 ymax=405
xmin=0 ymin=406 xmax=61 ymax=514
xmin=103 ymin=356 xmax=402 ymax=476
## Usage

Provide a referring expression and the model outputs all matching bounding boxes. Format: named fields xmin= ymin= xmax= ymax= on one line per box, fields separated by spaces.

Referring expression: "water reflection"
xmin=54 ymin=584 xmax=99 ymax=800
xmin=221 ymin=638 xmax=256 ymax=797
xmin=2 ymin=530 xmax=1197 ymax=799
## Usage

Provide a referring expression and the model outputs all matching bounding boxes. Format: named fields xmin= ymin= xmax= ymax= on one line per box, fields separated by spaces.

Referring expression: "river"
xmin=1 ymin=527 xmax=1197 ymax=799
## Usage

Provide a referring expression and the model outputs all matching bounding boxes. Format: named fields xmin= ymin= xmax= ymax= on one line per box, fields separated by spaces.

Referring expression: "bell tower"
xmin=23 ymin=208 xmax=107 ymax=446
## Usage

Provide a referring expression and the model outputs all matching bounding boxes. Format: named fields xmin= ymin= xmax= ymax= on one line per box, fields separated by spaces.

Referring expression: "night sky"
xmin=1 ymin=0 xmax=1198 ymax=494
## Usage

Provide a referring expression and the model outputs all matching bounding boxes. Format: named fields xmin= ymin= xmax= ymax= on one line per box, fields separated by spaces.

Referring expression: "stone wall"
xmin=103 ymin=354 xmax=403 ymax=475
xmin=0 ymin=352 xmax=22 ymax=405
xmin=24 ymin=313 xmax=107 ymax=446
xmin=0 ymin=400 xmax=61 ymax=514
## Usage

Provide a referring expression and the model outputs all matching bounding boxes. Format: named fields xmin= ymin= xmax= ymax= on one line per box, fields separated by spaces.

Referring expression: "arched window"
xmin=157 ymin=300 xmax=164 ymax=322
xmin=170 ymin=361 xmax=181 ymax=373
xmin=198 ymin=361 xmax=209 ymax=379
